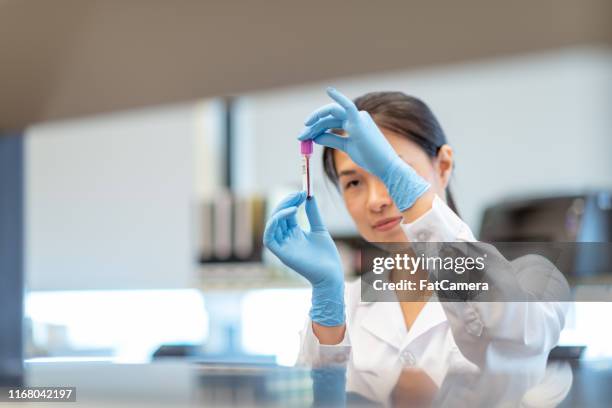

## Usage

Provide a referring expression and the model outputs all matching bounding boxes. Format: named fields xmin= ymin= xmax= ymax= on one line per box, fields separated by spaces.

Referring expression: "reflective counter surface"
xmin=1 ymin=359 xmax=611 ymax=407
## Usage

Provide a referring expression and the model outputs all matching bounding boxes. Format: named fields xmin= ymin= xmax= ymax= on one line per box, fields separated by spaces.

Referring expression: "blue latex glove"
xmin=298 ymin=87 xmax=430 ymax=212
xmin=263 ymin=191 xmax=345 ymax=326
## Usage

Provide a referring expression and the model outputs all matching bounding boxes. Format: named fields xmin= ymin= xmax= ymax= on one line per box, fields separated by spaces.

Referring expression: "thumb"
xmin=305 ymin=196 xmax=327 ymax=232
xmin=313 ymin=132 xmax=346 ymax=152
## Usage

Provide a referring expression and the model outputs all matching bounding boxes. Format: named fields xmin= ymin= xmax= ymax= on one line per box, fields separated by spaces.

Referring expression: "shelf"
xmin=195 ymin=262 xmax=308 ymax=291
xmin=195 ymin=278 xmax=309 ymax=292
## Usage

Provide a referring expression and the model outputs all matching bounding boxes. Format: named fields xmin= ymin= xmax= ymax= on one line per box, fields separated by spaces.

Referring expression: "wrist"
xmin=310 ymin=279 xmax=345 ymax=326
xmin=312 ymin=322 xmax=346 ymax=345
xmin=401 ymin=189 xmax=435 ymax=223
xmin=381 ymin=157 xmax=431 ymax=212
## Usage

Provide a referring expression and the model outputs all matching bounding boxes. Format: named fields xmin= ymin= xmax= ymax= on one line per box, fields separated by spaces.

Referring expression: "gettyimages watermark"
xmin=361 ymin=242 xmax=612 ymax=302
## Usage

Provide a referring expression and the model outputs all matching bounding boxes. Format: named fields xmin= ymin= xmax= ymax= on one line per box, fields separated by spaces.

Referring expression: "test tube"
xmin=301 ymin=140 xmax=313 ymax=199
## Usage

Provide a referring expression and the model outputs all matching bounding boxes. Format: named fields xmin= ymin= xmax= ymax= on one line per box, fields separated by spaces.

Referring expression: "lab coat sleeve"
xmin=400 ymin=195 xmax=570 ymax=369
xmin=296 ymin=318 xmax=352 ymax=367
xmin=296 ymin=283 xmax=354 ymax=367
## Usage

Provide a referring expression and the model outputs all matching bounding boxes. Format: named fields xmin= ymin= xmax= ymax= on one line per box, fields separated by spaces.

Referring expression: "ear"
xmin=435 ymin=144 xmax=454 ymax=189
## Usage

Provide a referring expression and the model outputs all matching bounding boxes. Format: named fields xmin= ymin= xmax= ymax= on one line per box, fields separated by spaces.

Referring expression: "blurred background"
xmin=1 ymin=0 xmax=612 ymax=382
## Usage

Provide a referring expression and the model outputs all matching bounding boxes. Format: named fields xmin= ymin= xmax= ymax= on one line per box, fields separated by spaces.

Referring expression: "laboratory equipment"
xmin=301 ymin=140 xmax=313 ymax=198
xmin=480 ymin=192 xmax=612 ymax=243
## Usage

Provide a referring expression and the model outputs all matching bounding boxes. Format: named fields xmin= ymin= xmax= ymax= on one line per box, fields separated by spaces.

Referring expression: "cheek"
xmin=344 ymin=192 xmax=368 ymax=225
xmin=344 ymin=194 xmax=363 ymax=219
xmin=344 ymin=196 xmax=379 ymax=240
xmin=412 ymin=161 xmax=438 ymax=185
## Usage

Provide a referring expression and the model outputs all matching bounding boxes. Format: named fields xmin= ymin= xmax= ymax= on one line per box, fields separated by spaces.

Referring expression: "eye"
xmin=344 ymin=179 xmax=360 ymax=190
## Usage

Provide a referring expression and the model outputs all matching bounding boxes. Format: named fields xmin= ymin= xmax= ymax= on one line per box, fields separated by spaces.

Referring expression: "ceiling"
xmin=1 ymin=0 xmax=610 ymax=129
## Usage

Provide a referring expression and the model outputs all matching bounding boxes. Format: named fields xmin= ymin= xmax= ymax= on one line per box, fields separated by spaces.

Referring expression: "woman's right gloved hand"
xmin=263 ymin=191 xmax=345 ymax=327
xmin=298 ymin=87 xmax=430 ymax=212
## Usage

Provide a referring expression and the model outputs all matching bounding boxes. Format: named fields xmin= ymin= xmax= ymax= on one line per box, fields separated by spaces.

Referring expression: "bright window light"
xmin=560 ymin=301 xmax=612 ymax=360
xmin=25 ymin=289 xmax=208 ymax=363
xmin=241 ymin=289 xmax=310 ymax=366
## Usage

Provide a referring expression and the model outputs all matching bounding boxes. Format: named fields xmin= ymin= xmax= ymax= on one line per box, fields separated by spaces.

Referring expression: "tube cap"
xmin=300 ymin=140 xmax=313 ymax=155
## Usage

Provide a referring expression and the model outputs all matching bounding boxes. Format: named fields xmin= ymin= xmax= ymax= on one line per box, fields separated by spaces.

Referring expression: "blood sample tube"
xmin=301 ymin=140 xmax=313 ymax=199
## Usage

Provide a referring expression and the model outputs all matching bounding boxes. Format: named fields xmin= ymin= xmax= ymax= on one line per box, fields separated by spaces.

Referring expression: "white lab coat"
xmin=297 ymin=195 xmax=571 ymax=406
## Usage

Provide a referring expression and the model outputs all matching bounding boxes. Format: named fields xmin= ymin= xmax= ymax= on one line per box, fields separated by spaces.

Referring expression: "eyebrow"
xmin=337 ymin=169 xmax=358 ymax=177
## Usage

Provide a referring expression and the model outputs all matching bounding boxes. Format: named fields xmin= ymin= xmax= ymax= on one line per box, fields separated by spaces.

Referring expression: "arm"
xmin=399 ymin=195 xmax=570 ymax=369
xmin=401 ymin=189 xmax=435 ymax=223
xmin=297 ymin=304 xmax=352 ymax=367
xmin=313 ymin=322 xmax=346 ymax=345
xmin=262 ymin=192 xmax=348 ymax=351
xmin=296 ymin=281 xmax=359 ymax=367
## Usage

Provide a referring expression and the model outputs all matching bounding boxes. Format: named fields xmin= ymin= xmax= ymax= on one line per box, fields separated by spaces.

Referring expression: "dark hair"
xmin=322 ymin=91 xmax=459 ymax=215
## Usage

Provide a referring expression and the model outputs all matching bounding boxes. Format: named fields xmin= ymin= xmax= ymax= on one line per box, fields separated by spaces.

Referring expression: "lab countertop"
xmin=1 ymin=359 xmax=611 ymax=407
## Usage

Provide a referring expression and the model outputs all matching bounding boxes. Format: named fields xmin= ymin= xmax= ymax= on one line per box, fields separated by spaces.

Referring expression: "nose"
xmin=367 ymin=178 xmax=393 ymax=213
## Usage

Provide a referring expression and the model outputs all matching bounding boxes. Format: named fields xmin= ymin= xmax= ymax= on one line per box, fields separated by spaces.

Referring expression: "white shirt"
xmin=297 ymin=195 xmax=571 ymax=406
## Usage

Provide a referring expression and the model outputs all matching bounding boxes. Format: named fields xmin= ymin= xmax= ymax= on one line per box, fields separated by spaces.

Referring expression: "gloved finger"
xmin=263 ymin=213 xmax=281 ymax=248
xmin=286 ymin=207 xmax=298 ymax=229
xmin=297 ymin=117 xmax=344 ymax=141
xmin=305 ymin=196 xmax=327 ymax=232
xmin=272 ymin=206 xmax=299 ymax=229
xmin=304 ymin=103 xmax=347 ymax=126
xmin=313 ymin=132 xmax=347 ymax=151
xmin=274 ymin=221 xmax=284 ymax=243
xmin=326 ymin=87 xmax=359 ymax=120
xmin=274 ymin=206 xmax=298 ymax=240
xmin=271 ymin=191 xmax=307 ymax=215
xmin=278 ymin=209 xmax=292 ymax=238
xmin=265 ymin=206 xmax=298 ymax=245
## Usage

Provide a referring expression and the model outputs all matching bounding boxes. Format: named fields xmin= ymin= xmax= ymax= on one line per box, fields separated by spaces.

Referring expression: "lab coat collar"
xmin=358 ymin=270 xmax=404 ymax=349
xmin=402 ymin=297 xmax=448 ymax=345
xmin=359 ymin=293 xmax=448 ymax=350
xmin=360 ymin=301 xmax=405 ymax=350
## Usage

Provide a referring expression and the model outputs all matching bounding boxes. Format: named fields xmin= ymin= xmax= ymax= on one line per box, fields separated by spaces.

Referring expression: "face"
xmin=334 ymin=128 xmax=453 ymax=243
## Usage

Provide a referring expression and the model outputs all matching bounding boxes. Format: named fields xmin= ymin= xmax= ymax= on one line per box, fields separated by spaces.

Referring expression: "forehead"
xmin=332 ymin=129 xmax=427 ymax=173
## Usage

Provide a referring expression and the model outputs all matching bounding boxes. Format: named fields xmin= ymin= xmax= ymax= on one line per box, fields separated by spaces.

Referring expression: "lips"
xmin=372 ymin=216 xmax=403 ymax=232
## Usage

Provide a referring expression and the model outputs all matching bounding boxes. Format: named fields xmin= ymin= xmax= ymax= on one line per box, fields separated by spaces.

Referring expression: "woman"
xmin=263 ymin=88 xmax=570 ymax=406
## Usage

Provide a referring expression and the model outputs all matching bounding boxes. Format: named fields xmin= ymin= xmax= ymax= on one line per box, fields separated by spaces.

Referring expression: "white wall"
xmin=237 ymin=46 xmax=612 ymax=235
xmin=23 ymin=46 xmax=612 ymax=291
xmin=25 ymin=103 xmax=219 ymax=291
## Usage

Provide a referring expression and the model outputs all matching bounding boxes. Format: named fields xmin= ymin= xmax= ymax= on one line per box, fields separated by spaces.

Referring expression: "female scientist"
xmin=263 ymin=88 xmax=570 ymax=405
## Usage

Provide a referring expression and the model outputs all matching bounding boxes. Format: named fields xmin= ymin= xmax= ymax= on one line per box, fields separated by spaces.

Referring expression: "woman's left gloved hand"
xmin=298 ymin=87 xmax=430 ymax=212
